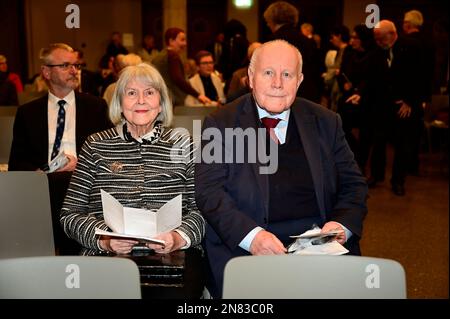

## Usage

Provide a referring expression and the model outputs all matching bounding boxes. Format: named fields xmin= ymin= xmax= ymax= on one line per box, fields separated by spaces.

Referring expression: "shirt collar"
xmin=48 ymin=90 xmax=75 ymax=107
xmin=256 ymin=102 xmax=290 ymax=123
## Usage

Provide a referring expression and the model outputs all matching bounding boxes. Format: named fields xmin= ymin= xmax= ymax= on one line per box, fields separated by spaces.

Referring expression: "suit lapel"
xmin=292 ymin=102 xmax=326 ymax=219
xmin=193 ymin=75 xmax=205 ymax=95
xmin=74 ymin=92 xmax=82 ymax=152
xmin=239 ymin=96 xmax=270 ymax=213
xmin=38 ymin=95 xmax=50 ymax=163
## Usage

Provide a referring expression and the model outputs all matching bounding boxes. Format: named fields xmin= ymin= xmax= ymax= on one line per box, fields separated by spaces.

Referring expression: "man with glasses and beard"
xmin=9 ymin=43 xmax=112 ymax=172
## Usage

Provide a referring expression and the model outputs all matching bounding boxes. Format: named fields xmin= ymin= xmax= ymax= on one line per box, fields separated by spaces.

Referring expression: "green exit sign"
xmin=233 ymin=0 xmax=253 ymax=9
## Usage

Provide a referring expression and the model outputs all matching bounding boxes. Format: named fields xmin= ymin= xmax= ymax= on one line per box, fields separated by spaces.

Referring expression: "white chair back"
xmin=0 ymin=256 xmax=141 ymax=299
xmin=223 ymin=255 xmax=406 ymax=299
xmin=0 ymin=172 xmax=55 ymax=258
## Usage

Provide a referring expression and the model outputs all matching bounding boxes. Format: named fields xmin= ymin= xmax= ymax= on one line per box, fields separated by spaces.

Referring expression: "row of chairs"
xmin=0 ymin=254 xmax=406 ymax=299
xmin=1 ymin=171 xmax=407 ymax=299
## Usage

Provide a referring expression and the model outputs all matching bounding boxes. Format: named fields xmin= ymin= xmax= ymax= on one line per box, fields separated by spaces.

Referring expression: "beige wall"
xmin=25 ymin=0 xmax=142 ymax=77
xmin=163 ymin=0 xmax=187 ymax=39
xmin=227 ymin=1 xmax=259 ymax=43
xmin=343 ymin=0 xmax=374 ymax=30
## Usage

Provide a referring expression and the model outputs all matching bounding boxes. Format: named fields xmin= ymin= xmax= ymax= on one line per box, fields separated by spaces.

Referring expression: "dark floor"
xmin=360 ymin=151 xmax=449 ymax=299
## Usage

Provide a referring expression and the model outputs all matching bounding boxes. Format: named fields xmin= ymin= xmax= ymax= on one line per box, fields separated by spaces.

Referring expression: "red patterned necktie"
xmin=261 ymin=117 xmax=281 ymax=144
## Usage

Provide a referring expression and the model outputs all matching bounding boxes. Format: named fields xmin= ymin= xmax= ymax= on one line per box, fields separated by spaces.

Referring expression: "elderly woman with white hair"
xmin=61 ymin=63 xmax=204 ymax=255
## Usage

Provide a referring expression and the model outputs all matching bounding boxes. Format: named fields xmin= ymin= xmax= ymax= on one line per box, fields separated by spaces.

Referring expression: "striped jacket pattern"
xmin=60 ymin=123 xmax=205 ymax=253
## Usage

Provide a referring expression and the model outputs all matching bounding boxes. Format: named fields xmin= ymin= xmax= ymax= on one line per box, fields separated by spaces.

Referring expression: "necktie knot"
xmin=58 ymin=100 xmax=66 ymax=108
xmin=261 ymin=117 xmax=281 ymax=144
xmin=261 ymin=117 xmax=281 ymax=129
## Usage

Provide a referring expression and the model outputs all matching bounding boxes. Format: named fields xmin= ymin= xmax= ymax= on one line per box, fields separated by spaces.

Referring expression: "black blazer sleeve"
xmin=8 ymin=98 xmax=48 ymax=171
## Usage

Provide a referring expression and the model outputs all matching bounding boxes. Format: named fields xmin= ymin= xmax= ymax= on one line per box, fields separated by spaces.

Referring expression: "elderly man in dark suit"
xmin=195 ymin=40 xmax=368 ymax=298
xmin=8 ymin=43 xmax=112 ymax=171
xmin=348 ymin=20 xmax=422 ymax=195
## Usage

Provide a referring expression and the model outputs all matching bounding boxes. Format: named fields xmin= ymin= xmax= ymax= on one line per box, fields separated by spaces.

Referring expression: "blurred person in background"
xmin=153 ymin=27 xmax=211 ymax=106
xmin=185 ymin=50 xmax=225 ymax=106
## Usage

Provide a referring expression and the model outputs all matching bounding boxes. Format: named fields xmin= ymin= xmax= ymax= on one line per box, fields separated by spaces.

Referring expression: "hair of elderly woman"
xmin=263 ymin=1 xmax=299 ymax=26
xmin=109 ymin=63 xmax=173 ymax=127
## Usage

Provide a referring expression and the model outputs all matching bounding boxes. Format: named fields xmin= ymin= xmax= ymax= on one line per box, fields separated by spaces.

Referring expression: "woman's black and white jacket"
xmin=60 ymin=123 xmax=205 ymax=252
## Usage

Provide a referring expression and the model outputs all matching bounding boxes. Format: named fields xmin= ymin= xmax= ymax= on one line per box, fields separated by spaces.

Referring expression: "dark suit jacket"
xmin=195 ymin=94 xmax=368 ymax=297
xmin=8 ymin=92 xmax=112 ymax=171
xmin=0 ymin=72 xmax=18 ymax=105
xmin=80 ymin=69 xmax=102 ymax=97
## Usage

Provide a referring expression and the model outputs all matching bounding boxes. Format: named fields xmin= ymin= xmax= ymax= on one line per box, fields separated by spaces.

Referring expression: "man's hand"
xmin=345 ymin=94 xmax=361 ymax=105
xmin=57 ymin=154 xmax=77 ymax=172
xmin=396 ymin=100 xmax=412 ymax=118
xmin=321 ymin=221 xmax=346 ymax=245
xmin=249 ymin=230 xmax=286 ymax=255
xmin=99 ymin=237 xmax=139 ymax=255
xmin=146 ymin=231 xmax=186 ymax=254
xmin=198 ymin=94 xmax=212 ymax=105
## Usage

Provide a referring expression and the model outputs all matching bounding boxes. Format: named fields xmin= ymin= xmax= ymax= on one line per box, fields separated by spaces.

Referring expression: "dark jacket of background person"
xmin=195 ymin=94 xmax=368 ymax=298
xmin=404 ymin=30 xmax=435 ymax=104
xmin=0 ymin=72 xmax=18 ymax=105
xmin=269 ymin=24 xmax=322 ymax=103
xmin=8 ymin=92 xmax=112 ymax=171
xmin=105 ymin=41 xmax=128 ymax=59
xmin=79 ymin=69 xmax=102 ymax=96
xmin=360 ymin=36 xmax=422 ymax=125
xmin=357 ymin=34 xmax=423 ymax=189
xmin=218 ymin=19 xmax=249 ymax=86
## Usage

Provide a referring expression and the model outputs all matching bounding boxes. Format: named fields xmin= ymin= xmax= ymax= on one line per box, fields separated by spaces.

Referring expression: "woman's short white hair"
xmin=109 ymin=63 xmax=173 ymax=127
xmin=248 ymin=39 xmax=303 ymax=77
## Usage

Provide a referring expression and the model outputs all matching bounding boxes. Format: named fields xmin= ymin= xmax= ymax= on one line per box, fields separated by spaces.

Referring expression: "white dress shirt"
xmin=47 ymin=91 xmax=77 ymax=162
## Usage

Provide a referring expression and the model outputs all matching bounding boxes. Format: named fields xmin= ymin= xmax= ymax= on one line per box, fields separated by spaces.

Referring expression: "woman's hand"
xmin=146 ymin=231 xmax=187 ymax=254
xmin=99 ymin=237 xmax=139 ymax=255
